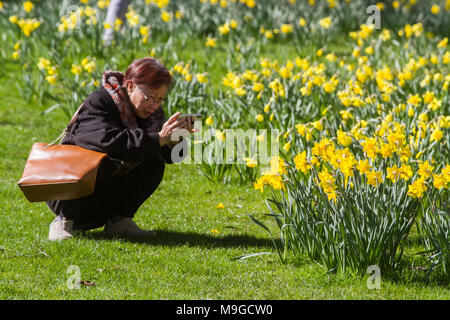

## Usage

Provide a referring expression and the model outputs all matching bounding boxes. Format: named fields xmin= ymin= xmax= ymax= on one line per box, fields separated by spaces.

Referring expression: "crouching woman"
xmin=47 ymin=57 xmax=193 ymax=241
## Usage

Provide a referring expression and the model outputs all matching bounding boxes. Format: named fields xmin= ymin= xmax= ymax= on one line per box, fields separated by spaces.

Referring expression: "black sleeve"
xmin=64 ymin=89 xmax=160 ymax=163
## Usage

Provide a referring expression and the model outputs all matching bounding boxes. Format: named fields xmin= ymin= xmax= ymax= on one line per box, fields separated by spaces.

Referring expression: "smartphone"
xmin=178 ymin=113 xmax=203 ymax=121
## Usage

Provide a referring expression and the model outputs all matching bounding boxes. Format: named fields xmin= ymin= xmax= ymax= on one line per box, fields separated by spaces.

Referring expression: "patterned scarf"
xmin=101 ymin=70 xmax=167 ymax=131
xmin=102 ymin=70 xmax=138 ymax=129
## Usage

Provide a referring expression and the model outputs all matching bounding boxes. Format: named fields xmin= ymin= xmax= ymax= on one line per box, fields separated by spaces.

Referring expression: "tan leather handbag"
xmin=18 ymin=104 xmax=107 ymax=202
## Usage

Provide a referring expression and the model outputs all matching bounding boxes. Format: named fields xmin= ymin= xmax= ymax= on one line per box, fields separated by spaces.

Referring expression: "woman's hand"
xmin=159 ymin=112 xmax=195 ymax=146
xmin=159 ymin=112 xmax=183 ymax=146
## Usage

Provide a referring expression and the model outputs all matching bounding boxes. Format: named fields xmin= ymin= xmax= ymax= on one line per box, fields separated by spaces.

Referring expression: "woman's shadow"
xmin=80 ymin=229 xmax=276 ymax=250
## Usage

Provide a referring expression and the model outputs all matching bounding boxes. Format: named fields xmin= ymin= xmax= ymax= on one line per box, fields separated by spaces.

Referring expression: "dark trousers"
xmin=46 ymin=156 xmax=165 ymax=231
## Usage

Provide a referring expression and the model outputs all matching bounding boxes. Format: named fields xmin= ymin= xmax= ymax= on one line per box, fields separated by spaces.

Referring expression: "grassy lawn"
xmin=0 ymin=62 xmax=449 ymax=300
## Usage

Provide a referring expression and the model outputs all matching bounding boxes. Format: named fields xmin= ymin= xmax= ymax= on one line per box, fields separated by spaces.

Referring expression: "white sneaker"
xmin=104 ymin=217 xmax=156 ymax=237
xmin=48 ymin=218 xmax=74 ymax=241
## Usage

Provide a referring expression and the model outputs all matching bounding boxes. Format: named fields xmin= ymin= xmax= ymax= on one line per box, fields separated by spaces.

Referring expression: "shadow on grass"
xmin=76 ymin=230 xmax=450 ymax=286
xmin=80 ymin=229 xmax=276 ymax=250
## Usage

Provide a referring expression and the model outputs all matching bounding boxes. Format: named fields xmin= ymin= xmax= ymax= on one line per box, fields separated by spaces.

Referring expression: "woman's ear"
xmin=125 ymin=80 xmax=134 ymax=95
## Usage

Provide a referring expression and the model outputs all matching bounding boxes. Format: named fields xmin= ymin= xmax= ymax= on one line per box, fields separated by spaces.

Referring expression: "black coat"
xmin=62 ymin=87 xmax=179 ymax=169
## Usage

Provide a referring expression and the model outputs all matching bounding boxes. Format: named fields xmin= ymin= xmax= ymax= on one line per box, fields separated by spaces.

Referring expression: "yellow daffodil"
xmin=195 ymin=73 xmax=208 ymax=84
xmin=280 ymin=24 xmax=293 ymax=34
xmin=283 ymin=141 xmax=291 ymax=152
xmin=254 ymin=170 xmax=286 ymax=192
xmin=294 ymin=151 xmax=311 ymax=174
xmin=386 ymin=165 xmax=402 ymax=183
xmin=418 ymin=160 xmax=434 ymax=179
xmin=83 ymin=61 xmax=96 ymax=74
xmin=407 ymin=94 xmax=422 ymax=106
xmin=430 ymin=128 xmax=443 ymax=142
xmin=97 ymin=0 xmax=110 ymax=10
xmin=264 ymin=30 xmax=274 ymax=39
xmin=400 ymin=165 xmax=413 ymax=181
xmin=9 ymin=15 xmax=19 ymax=24
xmin=46 ymin=74 xmax=58 ymax=85
xmin=245 ymin=0 xmax=256 ymax=8
xmin=318 ymin=168 xmax=338 ymax=202
xmin=438 ymin=37 xmax=448 ymax=48
xmin=431 ymin=4 xmax=440 ymax=14
xmin=71 ymin=64 xmax=82 ymax=75
xmin=205 ymin=37 xmax=217 ymax=48
xmin=139 ymin=25 xmax=150 ymax=36
xmin=23 ymin=1 xmax=34 ymax=13
xmin=205 ymin=115 xmax=214 ymax=126
xmin=219 ymin=23 xmax=230 ymax=35
xmin=365 ymin=46 xmax=374 ymax=55
xmin=252 ymin=82 xmax=264 ymax=92
xmin=366 ymin=170 xmax=383 ymax=187
xmin=255 ymin=114 xmax=264 ymax=122
xmin=361 ymin=137 xmax=378 ymax=159
xmin=408 ymin=177 xmax=427 ymax=198
xmin=244 ymin=157 xmax=258 ymax=168
xmin=160 ymin=10 xmax=172 ymax=22
xmin=432 ymin=173 xmax=448 ymax=190
xmin=356 ymin=159 xmax=372 ymax=175
xmin=215 ymin=130 xmax=225 ymax=142
xmin=337 ymin=130 xmax=352 ymax=147
xmin=216 ymin=203 xmax=225 ymax=209
xmin=37 ymin=57 xmax=51 ymax=70
xmin=126 ymin=8 xmax=140 ymax=26
xmin=114 ymin=18 xmax=123 ymax=31
xmin=318 ymin=17 xmax=332 ymax=29
xmin=299 ymin=17 xmax=306 ymax=27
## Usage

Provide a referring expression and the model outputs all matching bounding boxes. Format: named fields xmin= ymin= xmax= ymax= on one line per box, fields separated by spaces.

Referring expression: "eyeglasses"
xmin=135 ymin=85 xmax=167 ymax=105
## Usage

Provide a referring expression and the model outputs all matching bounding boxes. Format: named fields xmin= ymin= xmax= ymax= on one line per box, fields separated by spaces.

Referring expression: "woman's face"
xmin=127 ymin=82 xmax=168 ymax=119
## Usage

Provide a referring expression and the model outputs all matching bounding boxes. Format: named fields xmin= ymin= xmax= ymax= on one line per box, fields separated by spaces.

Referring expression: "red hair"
xmin=124 ymin=57 xmax=172 ymax=90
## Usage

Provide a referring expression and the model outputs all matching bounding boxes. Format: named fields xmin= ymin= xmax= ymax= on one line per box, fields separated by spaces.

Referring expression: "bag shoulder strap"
xmin=44 ymin=103 xmax=84 ymax=149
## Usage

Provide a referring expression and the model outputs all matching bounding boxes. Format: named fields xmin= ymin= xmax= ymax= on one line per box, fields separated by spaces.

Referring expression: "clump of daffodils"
xmin=9 ymin=16 xmax=41 ymax=37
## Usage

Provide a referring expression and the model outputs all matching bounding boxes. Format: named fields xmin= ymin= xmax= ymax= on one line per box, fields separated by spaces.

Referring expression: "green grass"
xmin=1 ymin=43 xmax=449 ymax=300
